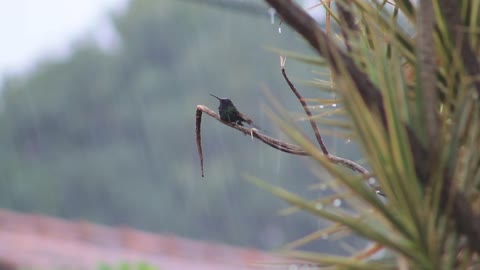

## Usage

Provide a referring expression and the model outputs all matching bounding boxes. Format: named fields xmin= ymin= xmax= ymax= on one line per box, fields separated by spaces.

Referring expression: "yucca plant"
xmin=196 ymin=0 xmax=479 ymax=268
xmin=249 ymin=0 xmax=480 ymax=268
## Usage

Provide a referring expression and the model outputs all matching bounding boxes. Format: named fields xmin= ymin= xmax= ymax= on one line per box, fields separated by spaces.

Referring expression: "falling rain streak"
xmin=268 ymin=8 xmax=275 ymax=24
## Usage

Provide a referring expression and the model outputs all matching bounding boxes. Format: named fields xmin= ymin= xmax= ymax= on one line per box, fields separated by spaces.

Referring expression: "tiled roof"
xmin=0 ymin=209 xmax=301 ymax=270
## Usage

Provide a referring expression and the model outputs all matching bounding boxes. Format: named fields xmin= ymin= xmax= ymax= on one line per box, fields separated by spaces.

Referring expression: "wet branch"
xmin=196 ymin=105 xmax=306 ymax=177
xmin=280 ymin=57 xmax=328 ymax=155
xmin=264 ymin=0 xmax=387 ymax=127
xmin=195 ymin=105 xmax=369 ymax=177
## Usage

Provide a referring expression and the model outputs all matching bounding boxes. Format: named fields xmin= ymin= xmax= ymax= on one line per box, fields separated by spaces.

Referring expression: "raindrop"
xmin=368 ymin=178 xmax=376 ymax=185
xmin=345 ymin=139 xmax=351 ymax=144
xmin=278 ymin=27 xmax=282 ymax=34
xmin=268 ymin=8 xmax=276 ymax=24
xmin=319 ymin=105 xmax=324 ymax=109
xmin=333 ymin=198 xmax=342 ymax=207
xmin=315 ymin=203 xmax=324 ymax=210
xmin=332 ymin=103 xmax=337 ymax=108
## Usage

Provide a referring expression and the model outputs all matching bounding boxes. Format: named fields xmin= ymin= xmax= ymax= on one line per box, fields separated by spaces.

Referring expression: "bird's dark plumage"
xmin=210 ymin=94 xmax=255 ymax=127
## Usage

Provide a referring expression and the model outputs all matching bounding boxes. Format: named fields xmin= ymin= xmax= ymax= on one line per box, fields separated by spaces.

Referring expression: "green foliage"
xmin=249 ymin=0 xmax=480 ymax=268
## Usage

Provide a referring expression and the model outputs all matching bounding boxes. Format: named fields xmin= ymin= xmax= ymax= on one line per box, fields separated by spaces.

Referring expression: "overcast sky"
xmin=0 ymin=0 xmax=127 ymax=82
xmin=0 ymin=0 xmax=327 ymax=85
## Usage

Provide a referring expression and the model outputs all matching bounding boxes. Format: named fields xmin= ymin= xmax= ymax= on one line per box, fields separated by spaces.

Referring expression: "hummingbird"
xmin=210 ymin=94 xmax=257 ymax=128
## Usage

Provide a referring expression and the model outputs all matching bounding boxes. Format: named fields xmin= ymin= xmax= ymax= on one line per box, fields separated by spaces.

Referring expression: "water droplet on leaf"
xmin=333 ymin=199 xmax=342 ymax=207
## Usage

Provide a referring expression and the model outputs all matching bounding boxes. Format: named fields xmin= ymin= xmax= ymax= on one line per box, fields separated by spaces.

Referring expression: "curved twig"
xmin=195 ymin=107 xmax=205 ymax=177
xmin=265 ymin=0 xmax=387 ymax=127
xmin=195 ymin=105 xmax=369 ymax=177
xmin=280 ymin=57 xmax=329 ymax=155
xmin=196 ymin=105 xmax=307 ymax=165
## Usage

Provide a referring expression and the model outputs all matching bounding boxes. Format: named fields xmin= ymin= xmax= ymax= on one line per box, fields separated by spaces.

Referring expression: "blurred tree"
xmin=0 ymin=0 xmax=357 ymax=251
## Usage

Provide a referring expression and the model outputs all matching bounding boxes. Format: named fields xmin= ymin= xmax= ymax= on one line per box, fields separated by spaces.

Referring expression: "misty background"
xmin=0 ymin=0 xmax=363 ymax=253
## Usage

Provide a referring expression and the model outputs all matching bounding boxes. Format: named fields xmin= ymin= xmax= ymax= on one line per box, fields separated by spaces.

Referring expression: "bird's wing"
xmin=239 ymin=113 xmax=259 ymax=129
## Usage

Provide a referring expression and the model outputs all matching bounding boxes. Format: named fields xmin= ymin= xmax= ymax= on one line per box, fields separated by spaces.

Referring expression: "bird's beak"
xmin=209 ymin=94 xmax=221 ymax=100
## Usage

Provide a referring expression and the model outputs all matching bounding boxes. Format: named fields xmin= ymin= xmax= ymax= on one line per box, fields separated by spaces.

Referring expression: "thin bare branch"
xmin=195 ymin=105 xmax=369 ymax=177
xmin=280 ymin=58 xmax=329 ymax=155
xmin=196 ymin=105 xmax=307 ymax=177
xmin=265 ymin=0 xmax=387 ymax=127
xmin=196 ymin=105 xmax=307 ymax=155
xmin=327 ymin=155 xmax=368 ymax=174
xmin=195 ymin=107 xmax=205 ymax=177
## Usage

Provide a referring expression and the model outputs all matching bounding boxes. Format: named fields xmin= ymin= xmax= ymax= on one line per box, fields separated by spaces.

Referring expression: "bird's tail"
xmin=240 ymin=113 xmax=260 ymax=130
